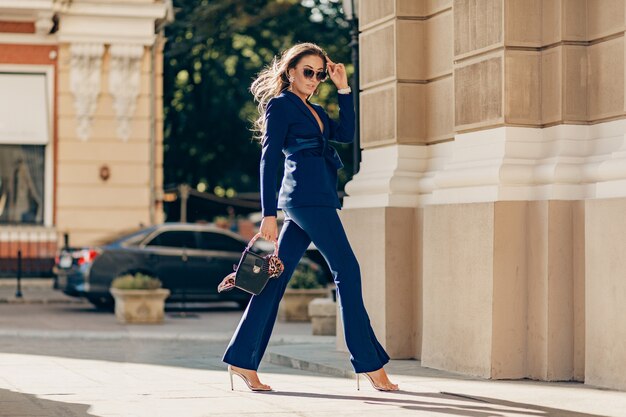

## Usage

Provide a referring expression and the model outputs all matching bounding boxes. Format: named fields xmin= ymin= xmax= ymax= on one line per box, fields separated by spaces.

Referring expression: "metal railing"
xmin=0 ymin=226 xmax=58 ymax=278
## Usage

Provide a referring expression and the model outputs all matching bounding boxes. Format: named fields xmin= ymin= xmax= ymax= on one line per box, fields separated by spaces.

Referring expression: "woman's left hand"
xmin=326 ymin=56 xmax=349 ymax=90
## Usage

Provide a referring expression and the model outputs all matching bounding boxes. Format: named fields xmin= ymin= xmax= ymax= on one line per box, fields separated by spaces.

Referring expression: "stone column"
xmin=340 ymin=0 xmax=454 ymax=359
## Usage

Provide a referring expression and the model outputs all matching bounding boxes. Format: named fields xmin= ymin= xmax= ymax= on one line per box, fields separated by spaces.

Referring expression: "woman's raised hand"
xmin=326 ymin=56 xmax=349 ymax=90
xmin=260 ymin=216 xmax=278 ymax=242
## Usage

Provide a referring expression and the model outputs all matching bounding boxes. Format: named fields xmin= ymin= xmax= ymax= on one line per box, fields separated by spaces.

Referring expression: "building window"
xmin=0 ymin=145 xmax=45 ymax=225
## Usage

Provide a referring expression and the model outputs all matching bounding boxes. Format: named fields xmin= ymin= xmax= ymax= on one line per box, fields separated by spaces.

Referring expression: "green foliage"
xmin=164 ymin=0 xmax=354 ymax=214
xmin=111 ymin=273 xmax=162 ymax=290
xmin=288 ymin=264 xmax=324 ymax=289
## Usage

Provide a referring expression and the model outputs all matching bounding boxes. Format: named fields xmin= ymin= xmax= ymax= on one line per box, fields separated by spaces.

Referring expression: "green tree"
xmin=164 ymin=0 xmax=354 ymax=211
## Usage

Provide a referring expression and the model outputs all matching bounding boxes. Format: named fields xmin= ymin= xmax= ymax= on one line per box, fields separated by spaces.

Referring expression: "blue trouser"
xmin=222 ymin=206 xmax=390 ymax=373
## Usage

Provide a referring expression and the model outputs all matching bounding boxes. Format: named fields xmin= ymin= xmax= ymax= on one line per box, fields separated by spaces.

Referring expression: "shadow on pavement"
xmin=263 ymin=390 xmax=605 ymax=417
xmin=0 ymin=388 xmax=99 ymax=417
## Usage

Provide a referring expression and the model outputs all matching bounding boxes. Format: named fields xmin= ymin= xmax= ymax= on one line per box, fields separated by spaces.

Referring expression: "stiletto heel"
xmin=227 ymin=365 xmax=272 ymax=392
xmin=356 ymin=372 xmax=398 ymax=392
xmin=356 ymin=373 xmax=360 ymax=390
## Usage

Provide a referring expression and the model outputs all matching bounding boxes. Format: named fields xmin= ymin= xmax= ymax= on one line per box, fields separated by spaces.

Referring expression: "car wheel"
xmin=87 ymin=296 xmax=114 ymax=311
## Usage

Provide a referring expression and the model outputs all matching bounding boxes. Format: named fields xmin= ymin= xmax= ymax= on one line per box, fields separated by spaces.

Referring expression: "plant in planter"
xmin=109 ymin=272 xmax=170 ymax=324
xmin=278 ymin=264 xmax=330 ymax=322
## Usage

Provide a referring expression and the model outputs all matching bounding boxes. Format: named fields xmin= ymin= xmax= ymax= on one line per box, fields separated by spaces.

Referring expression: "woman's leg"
xmin=284 ymin=206 xmax=390 ymax=373
xmin=222 ymin=215 xmax=311 ymax=370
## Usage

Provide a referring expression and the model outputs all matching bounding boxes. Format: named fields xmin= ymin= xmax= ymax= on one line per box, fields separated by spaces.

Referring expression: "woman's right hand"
xmin=260 ymin=216 xmax=278 ymax=242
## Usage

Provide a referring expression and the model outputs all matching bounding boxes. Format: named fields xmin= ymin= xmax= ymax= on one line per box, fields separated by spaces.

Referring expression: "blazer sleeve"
xmin=328 ymin=92 xmax=355 ymax=144
xmin=260 ymin=97 xmax=288 ymax=217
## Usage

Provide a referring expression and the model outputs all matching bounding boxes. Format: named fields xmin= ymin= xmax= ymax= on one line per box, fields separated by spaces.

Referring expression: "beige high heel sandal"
xmin=356 ymin=372 xmax=399 ymax=392
xmin=228 ymin=365 xmax=272 ymax=392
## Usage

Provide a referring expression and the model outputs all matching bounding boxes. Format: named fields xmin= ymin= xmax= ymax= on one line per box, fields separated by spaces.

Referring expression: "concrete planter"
xmin=278 ymin=288 xmax=329 ymax=322
xmin=308 ymin=297 xmax=337 ymax=335
xmin=109 ymin=288 xmax=171 ymax=324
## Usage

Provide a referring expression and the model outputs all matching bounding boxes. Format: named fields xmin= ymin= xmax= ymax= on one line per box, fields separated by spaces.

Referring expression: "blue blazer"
xmin=260 ymin=89 xmax=355 ymax=217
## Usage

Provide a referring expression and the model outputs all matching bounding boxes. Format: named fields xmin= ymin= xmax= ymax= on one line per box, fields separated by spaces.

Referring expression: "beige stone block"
xmin=562 ymin=0 xmax=587 ymax=41
xmin=337 ymin=207 xmax=387 ymax=353
xmin=422 ymin=202 xmax=494 ymax=377
xmin=56 ymin=209 xmax=150 ymax=243
xmin=361 ymin=83 xmax=425 ymax=147
xmin=425 ymin=76 xmax=454 ymax=142
xmin=57 ymin=140 xmax=150 ymax=163
xmin=308 ymin=298 xmax=337 ymax=336
xmin=155 ymin=169 xmax=163 ymax=191
xmin=425 ymin=10 xmax=453 ymax=79
xmin=57 ymin=162 xmax=150 ymax=186
xmin=155 ymin=76 xmax=163 ymax=98
xmin=424 ymin=0 xmax=453 ymax=16
xmin=541 ymin=46 xmax=562 ymax=124
xmin=587 ymin=37 xmax=624 ymax=121
xmin=546 ymin=201 xmax=576 ymax=381
xmin=422 ymin=200 xmax=583 ymax=380
xmin=396 ymin=0 xmax=425 ymax=16
xmin=413 ymin=207 xmax=423 ymax=360
xmin=57 ymin=185 xmax=149 ymax=209
xmin=396 ymin=20 xmax=425 ymax=81
xmin=563 ymin=45 xmax=587 ymax=122
xmin=384 ymin=207 xmax=418 ymax=358
xmin=505 ymin=0 xmax=542 ymax=47
xmin=587 ymin=0 xmax=624 ymax=40
xmin=492 ymin=201 xmax=527 ymax=379
xmin=360 ymin=21 xmax=396 ymax=87
xmin=585 ymin=197 xmax=626 ymax=391
xmin=505 ymin=50 xmax=541 ymax=126
xmin=154 ymin=45 xmax=164 ymax=75
xmin=454 ymin=0 xmax=503 ymax=57
xmin=526 ymin=201 xmax=580 ymax=381
xmin=359 ymin=0 xmax=395 ymax=29
xmin=454 ymin=54 xmax=504 ymax=130
xmin=60 ymin=231 xmax=113 ymax=247
xmin=360 ymin=85 xmax=396 ymax=146
xmin=395 ymin=0 xmax=452 ymax=17
xmin=526 ymin=201 xmax=548 ymax=379
xmin=397 ymin=83 xmax=425 ymax=144
xmin=58 ymin=116 xmax=151 ymax=141
xmin=573 ymin=200 xmax=585 ymax=382
xmin=338 ymin=207 xmax=418 ymax=359
xmin=541 ymin=0 xmax=562 ymax=45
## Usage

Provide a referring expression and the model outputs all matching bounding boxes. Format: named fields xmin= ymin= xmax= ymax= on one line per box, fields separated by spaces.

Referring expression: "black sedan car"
xmin=53 ymin=223 xmax=325 ymax=309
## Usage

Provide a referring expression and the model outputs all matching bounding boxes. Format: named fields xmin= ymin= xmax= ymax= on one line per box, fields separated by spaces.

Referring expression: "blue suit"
xmin=223 ymin=90 xmax=390 ymax=373
xmin=260 ymin=89 xmax=354 ymax=216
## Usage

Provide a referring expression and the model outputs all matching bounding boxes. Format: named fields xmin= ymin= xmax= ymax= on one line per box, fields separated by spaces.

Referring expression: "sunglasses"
xmin=302 ymin=67 xmax=327 ymax=82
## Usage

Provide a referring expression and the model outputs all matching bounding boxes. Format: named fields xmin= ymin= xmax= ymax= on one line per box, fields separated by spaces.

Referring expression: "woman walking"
xmin=223 ymin=42 xmax=398 ymax=392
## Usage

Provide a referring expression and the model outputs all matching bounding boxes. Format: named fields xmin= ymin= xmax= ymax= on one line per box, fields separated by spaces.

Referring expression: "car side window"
xmin=145 ymin=231 xmax=197 ymax=249
xmin=197 ymin=232 xmax=245 ymax=252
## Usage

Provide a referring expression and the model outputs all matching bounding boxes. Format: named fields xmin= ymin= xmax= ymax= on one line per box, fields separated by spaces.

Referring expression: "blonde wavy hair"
xmin=250 ymin=42 xmax=327 ymax=142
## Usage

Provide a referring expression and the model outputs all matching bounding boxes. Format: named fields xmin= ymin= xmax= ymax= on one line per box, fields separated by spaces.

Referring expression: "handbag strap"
xmin=245 ymin=232 xmax=279 ymax=256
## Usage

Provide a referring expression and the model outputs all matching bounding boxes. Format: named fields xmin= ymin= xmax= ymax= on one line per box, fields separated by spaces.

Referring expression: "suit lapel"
xmin=284 ymin=90 xmax=325 ymax=135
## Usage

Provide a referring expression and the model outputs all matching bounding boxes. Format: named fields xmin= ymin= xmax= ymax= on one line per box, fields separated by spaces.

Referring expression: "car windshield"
xmin=92 ymin=227 xmax=154 ymax=246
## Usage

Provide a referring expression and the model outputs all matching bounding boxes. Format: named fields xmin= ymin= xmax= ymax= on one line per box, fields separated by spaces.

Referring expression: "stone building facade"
xmin=0 ymin=0 xmax=168 ymax=267
xmin=341 ymin=0 xmax=626 ymax=391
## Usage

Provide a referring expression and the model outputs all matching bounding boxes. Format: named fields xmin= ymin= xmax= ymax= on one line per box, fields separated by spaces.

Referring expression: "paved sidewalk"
xmin=0 ymin=302 xmax=625 ymax=416
xmin=0 ymin=278 xmax=83 ymax=304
